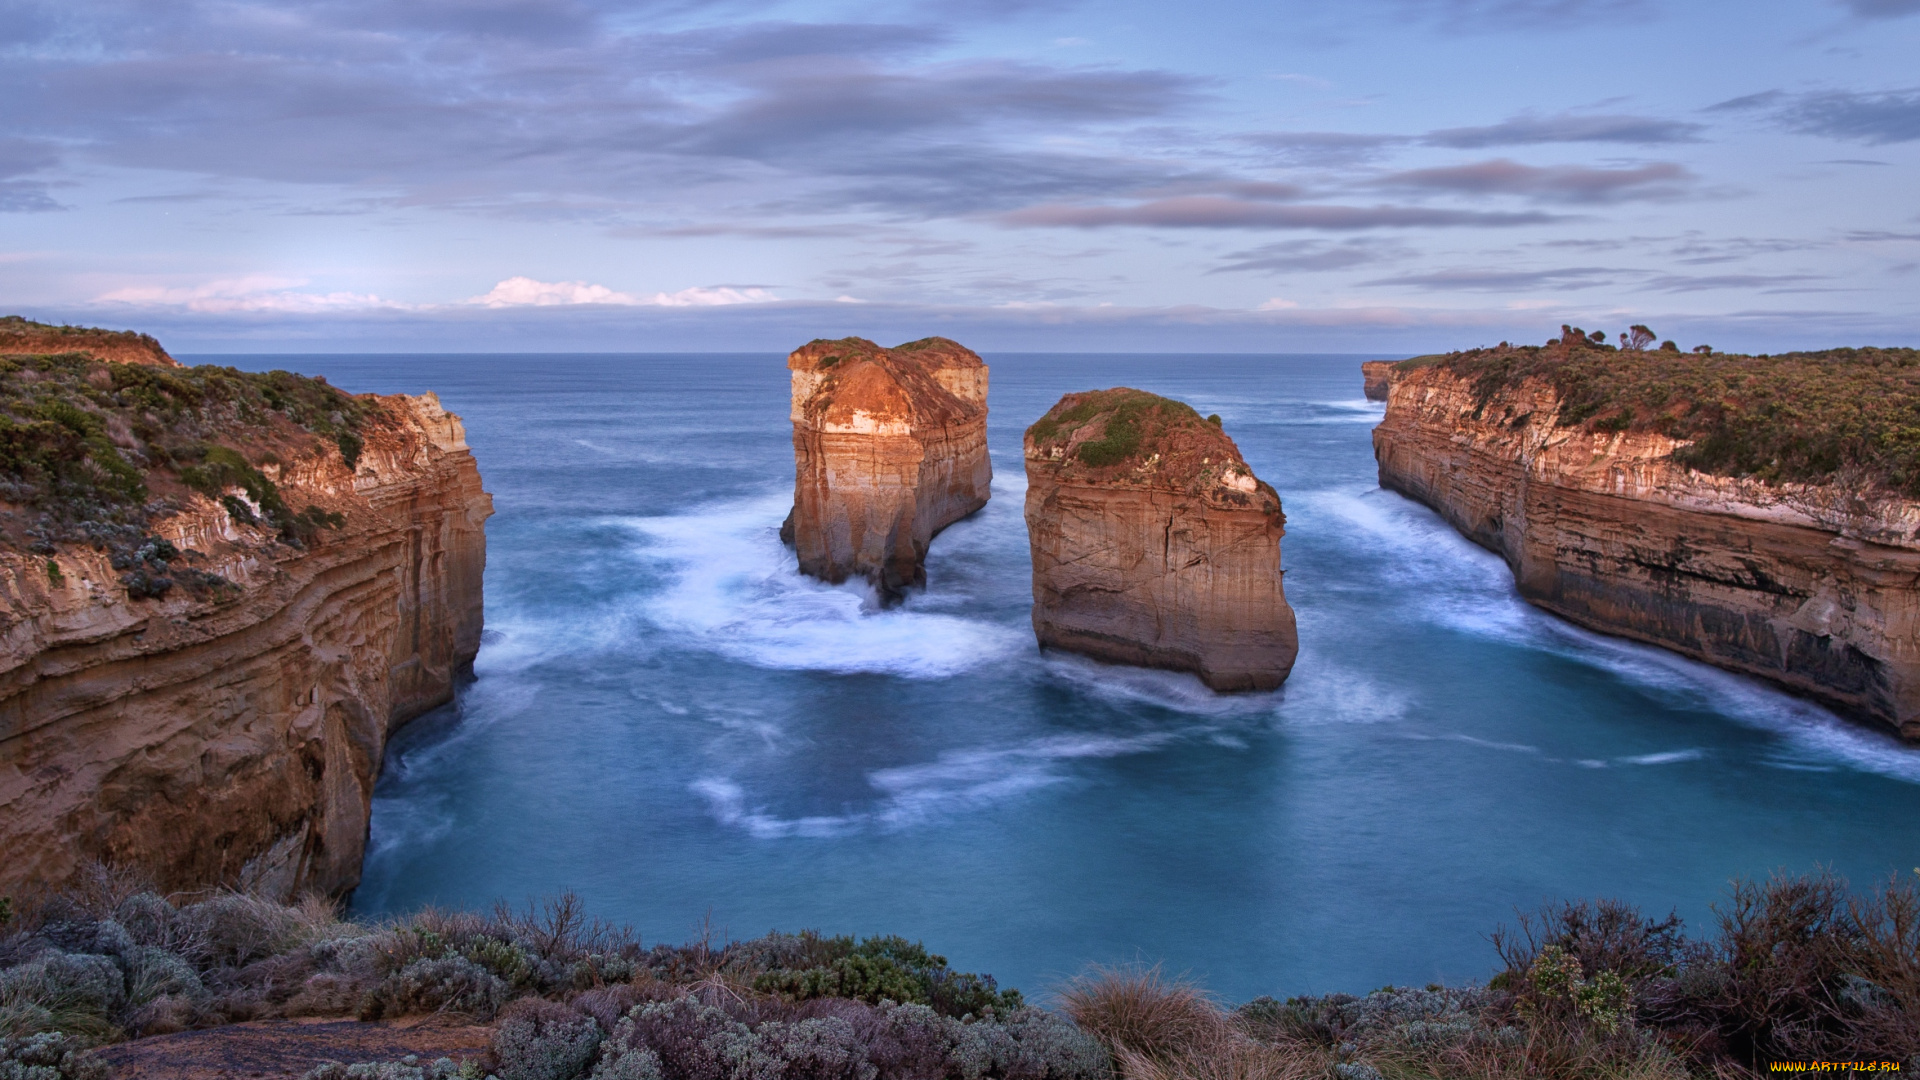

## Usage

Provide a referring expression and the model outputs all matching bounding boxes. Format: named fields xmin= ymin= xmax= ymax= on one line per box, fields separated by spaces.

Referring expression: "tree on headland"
xmin=1622 ymin=325 xmax=1657 ymax=351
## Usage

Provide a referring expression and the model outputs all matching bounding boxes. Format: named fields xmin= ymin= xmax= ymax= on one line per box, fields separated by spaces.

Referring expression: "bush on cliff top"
xmin=1026 ymin=389 xmax=1214 ymax=470
xmin=1415 ymin=330 xmax=1920 ymax=495
xmin=0 ymin=327 xmax=375 ymax=557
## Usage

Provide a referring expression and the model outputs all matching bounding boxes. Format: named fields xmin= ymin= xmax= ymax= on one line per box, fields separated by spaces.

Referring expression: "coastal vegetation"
xmin=0 ymin=318 xmax=373 ymax=592
xmin=1405 ymin=327 xmax=1920 ymax=495
xmin=2 ymin=868 xmax=1914 ymax=1078
xmin=1025 ymin=390 xmax=1211 ymax=470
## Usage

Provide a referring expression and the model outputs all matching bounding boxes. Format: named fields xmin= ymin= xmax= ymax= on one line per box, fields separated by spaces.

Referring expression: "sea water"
xmin=206 ymin=351 xmax=1920 ymax=1003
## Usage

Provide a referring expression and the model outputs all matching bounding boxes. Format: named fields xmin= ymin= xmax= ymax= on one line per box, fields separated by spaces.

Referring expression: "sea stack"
xmin=783 ymin=336 xmax=990 ymax=601
xmin=1361 ymin=360 xmax=1396 ymax=401
xmin=1024 ymin=389 xmax=1298 ymax=691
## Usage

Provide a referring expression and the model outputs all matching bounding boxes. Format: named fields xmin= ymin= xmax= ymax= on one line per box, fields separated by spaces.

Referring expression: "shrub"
xmin=491 ymin=998 xmax=602 ymax=1080
xmin=302 ymin=1057 xmax=473 ymax=1080
xmin=0 ymin=1031 xmax=109 ymax=1080
xmin=358 ymin=956 xmax=511 ymax=1021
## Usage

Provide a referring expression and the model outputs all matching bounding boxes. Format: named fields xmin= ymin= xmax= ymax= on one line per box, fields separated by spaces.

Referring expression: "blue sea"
xmin=206 ymin=351 xmax=1920 ymax=1004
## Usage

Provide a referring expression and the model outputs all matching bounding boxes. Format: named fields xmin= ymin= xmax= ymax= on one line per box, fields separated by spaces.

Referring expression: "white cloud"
xmin=95 ymin=276 xmax=411 ymax=313
xmin=468 ymin=277 xmax=775 ymax=308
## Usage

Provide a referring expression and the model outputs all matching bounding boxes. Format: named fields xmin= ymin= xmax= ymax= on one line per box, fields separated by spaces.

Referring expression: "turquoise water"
xmin=210 ymin=352 xmax=1920 ymax=1003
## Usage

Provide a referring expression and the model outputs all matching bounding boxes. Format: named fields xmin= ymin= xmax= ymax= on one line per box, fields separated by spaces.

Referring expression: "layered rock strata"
xmin=783 ymin=337 xmax=990 ymax=601
xmin=0 ymin=381 xmax=490 ymax=900
xmin=1024 ymin=390 xmax=1297 ymax=691
xmin=1361 ymin=361 xmax=1397 ymax=402
xmin=1375 ymin=362 xmax=1920 ymax=738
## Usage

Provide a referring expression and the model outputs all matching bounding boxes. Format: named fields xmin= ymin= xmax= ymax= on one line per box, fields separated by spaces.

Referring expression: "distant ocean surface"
xmin=205 ymin=351 xmax=1920 ymax=1003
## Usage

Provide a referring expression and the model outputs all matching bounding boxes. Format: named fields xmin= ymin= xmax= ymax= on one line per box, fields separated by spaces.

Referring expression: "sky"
xmin=3 ymin=0 xmax=1918 ymax=353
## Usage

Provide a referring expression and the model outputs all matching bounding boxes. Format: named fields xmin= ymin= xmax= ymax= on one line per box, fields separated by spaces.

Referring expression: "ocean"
xmin=207 ymin=350 xmax=1920 ymax=1003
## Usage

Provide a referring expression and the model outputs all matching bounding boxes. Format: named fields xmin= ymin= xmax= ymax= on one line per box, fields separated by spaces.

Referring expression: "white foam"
xmin=1619 ymin=749 xmax=1705 ymax=766
xmin=693 ymin=729 xmax=1180 ymax=837
xmin=621 ymin=491 xmax=1029 ymax=679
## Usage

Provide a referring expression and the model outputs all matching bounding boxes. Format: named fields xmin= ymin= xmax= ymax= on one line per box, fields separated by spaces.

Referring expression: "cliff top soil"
xmin=1400 ymin=328 xmax=1920 ymax=495
xmin=0 ymin=315 xmax=176 ymax=367
xmin=0 ymin=319 xmax=412 ymax=566
xmin=788 ymin=336 xmax=985 ymax=427
xmin=1025 ymin=388 xmax=1280 ymax=514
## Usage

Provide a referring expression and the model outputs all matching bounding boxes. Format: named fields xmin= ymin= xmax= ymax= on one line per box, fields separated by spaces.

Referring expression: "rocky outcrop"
xmin=0 ymin=315 xmax=177 ymax=367
xmin=1024 ymin=390 xmax=1297 ymax=691
xmin=783 ymin=337 xmax=990 ymax=601
xmin=1361 ymin=361 xmax=1397 ymax=402
xmin=1375 ymin=363 xmax=1920 ymax=739
xmin=0 ymin=391 xmax=491 ymax=900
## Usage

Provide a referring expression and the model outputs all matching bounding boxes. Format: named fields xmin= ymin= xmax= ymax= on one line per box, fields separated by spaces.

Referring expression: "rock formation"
xmin=1361 ymin=361 xmax=1397 ymax=402
xmin=1374 ymin=353 xmax=1920 ymax=739
xmin=0 ymin=331 xmax=491 ymax=899
xmin=1024 ymin=389 xmax=1297 ymax=691
xmin=0 ymin=314 xmax=177 ymax=367
xmin=783 ymin=337 xmax=990 ymax=601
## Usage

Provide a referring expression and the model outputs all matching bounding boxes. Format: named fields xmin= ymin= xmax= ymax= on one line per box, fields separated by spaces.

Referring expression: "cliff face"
xmin=0 ymin=387 xmax=491 ymax=900
xmin=1024 ymin=389 xmax=1297 ymax=691
xmin=784 ymin=337 xmax=990 ymax=601
xmin=0 ymin=316 xmax=177 ymax=367
xmin=1375 ymin=364 xmax=1920 ymax=739
xmin=1361 ymin=361 xmax=1396 ymax=402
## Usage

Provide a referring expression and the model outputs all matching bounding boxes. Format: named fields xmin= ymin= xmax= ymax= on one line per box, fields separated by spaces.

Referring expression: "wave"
xmin=693 ymin=729 xmax=1182 ymax=838
xmin=615 ymin=491 xmax=1029 ymax=679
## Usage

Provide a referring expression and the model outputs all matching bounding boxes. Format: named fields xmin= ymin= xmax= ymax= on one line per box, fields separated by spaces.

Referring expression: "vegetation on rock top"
xmin=1409 ymin=326 xmax=1920 ymax=495
xmin=1025 ymin=390 xmax=1272 ymax=511
xmin=0 ymin=321 xmax=380 ymax=596
xmin=0 ymin=316 xmax=172 ymax=366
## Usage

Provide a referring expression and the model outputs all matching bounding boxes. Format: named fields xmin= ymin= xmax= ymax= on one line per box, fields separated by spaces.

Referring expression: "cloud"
xmin=1211 ymin=238 xmax=1413 ymax=273
xmin=467 ymin=276 xmax=775 ymax=307
xmin=1640 ymin=273 xmax=1825 ymax=293
xmin=94 ymin=276 xmax=412 ymax=312
xmin=1361 ymin=266 xmax=1621 ymax=291
xmin=1373 ymin=158 xmax=1691 ymax=202
xmin=1778 ymin=88 xmax=1920 ymax=144
xmin=1837 ymin=0 xmax=1920 ymax=18
xmin=1709 ymin=86 xmax=1920 ymax=144
xmin=1242 ymin=131 xmax=1408 ymax=166
xmin=999 ymin=196 xmax=1561 ymax=229
xmin=1391 ymin=0 xmax=1648 ymax=30
xmin=1424 ymin=112 xmax=1705 ymax=147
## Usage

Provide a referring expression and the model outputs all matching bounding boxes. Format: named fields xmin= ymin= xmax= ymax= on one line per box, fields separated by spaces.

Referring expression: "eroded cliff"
xmin=783 ymin=336 xmax=990 ymax=601
xmin=1024 ymin=389 xmax=1297 ymax=691
xmin=0 ymin=336 xmax=490 ymax=899
xmin=1374 ymin=342 xmax=1920 ymax=738
xmin=1361 ymin=361 xmax=1396 ymax=402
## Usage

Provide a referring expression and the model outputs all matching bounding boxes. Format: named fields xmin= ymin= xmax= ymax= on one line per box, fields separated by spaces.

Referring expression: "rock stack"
xmin=1023 ymin=389 xmax=1297 ymax=691
xmin=782 ymin=337 xmax=991 ymax=602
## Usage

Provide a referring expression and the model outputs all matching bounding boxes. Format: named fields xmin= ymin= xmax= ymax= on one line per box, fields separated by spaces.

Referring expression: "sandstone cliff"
xmin=0 ymin=315 xmax=177 ymax=367
xmin=0 ymin=340 xmax=490 ymax=900
xmin=1024 ymin=390 xmax=1297 ymax=691
xmin=1361 ymin=361 xmax=1396 ymax=402
xmin=783 ymin=337 xmax=990 ymax=601
xmin=1375 ymin=353 xmax=1920 ymax=739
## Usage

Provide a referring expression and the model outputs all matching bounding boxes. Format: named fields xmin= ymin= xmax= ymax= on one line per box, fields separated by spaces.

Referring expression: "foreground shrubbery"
xmin=1 ymin=869 xmax=1914 ymax=1079
xmin=0 ymin=869 xmax=1082 ymax=1080
xmin=1063 ymin=870 xmax=1919 ymax=1080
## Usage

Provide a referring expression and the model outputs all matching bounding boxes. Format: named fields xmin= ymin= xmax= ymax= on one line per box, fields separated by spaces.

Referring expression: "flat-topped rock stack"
xmin=1023 ymin=389 xmax=1297 ymax=691
xmin=782 ymin=336 xmax=991 ymax=602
